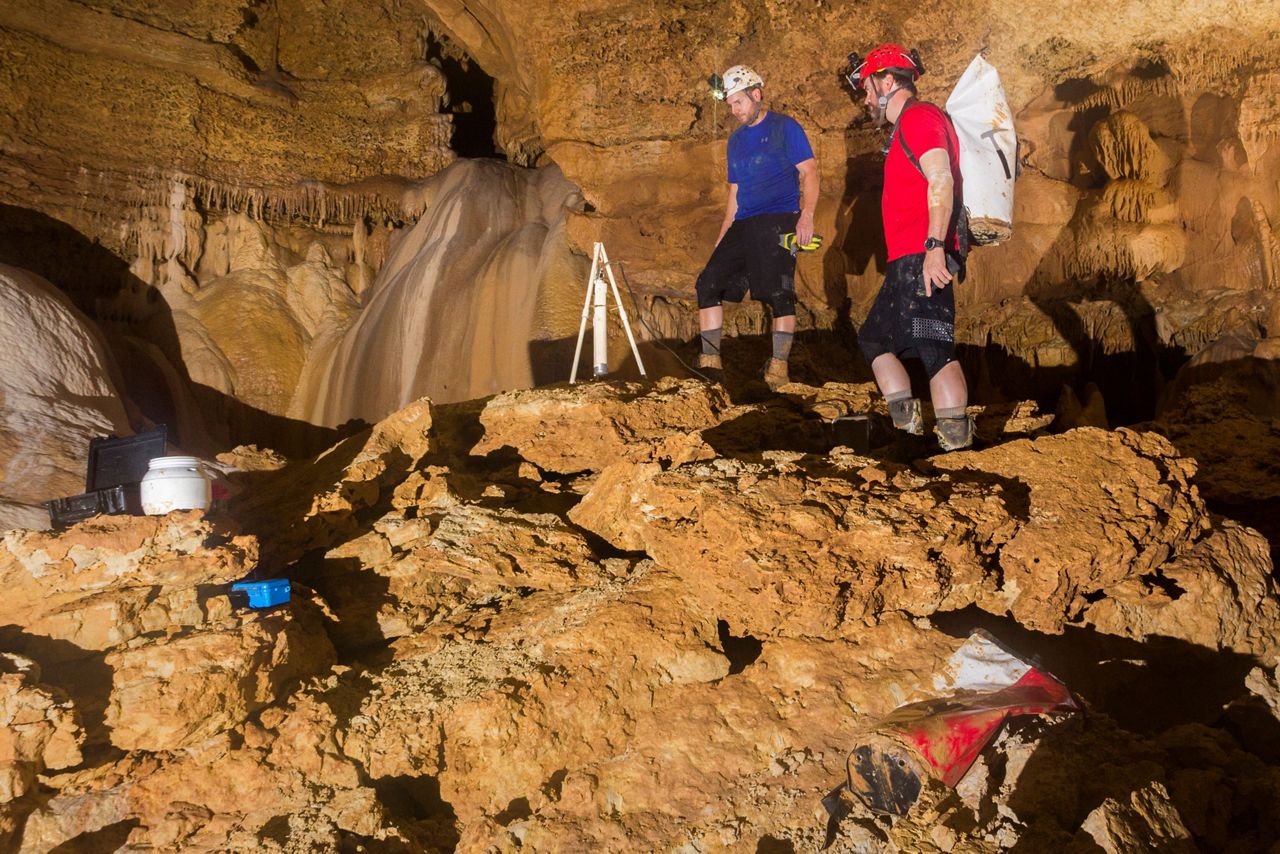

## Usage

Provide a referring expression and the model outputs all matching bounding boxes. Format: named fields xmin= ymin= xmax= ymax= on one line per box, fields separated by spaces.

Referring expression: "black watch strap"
xmin=924 ymin=237 xmax=945 ymax=251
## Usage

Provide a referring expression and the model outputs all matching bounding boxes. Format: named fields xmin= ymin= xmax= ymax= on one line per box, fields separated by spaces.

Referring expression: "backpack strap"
xmin=888 ymin=98 xmax=924 ymax=177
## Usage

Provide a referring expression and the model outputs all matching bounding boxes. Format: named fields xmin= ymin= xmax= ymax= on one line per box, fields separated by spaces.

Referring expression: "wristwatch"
xmin=924 ymin=237 xmax=946 ymax=251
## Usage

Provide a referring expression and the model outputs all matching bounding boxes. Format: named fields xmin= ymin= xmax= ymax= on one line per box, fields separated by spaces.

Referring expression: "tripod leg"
xmin=569 ymin=245 xmax=601 ymax=383
xmin=605 ymin=261 xmax=646 ymax=377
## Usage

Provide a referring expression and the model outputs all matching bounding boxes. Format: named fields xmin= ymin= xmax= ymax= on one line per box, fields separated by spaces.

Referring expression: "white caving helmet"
xmin=710 ymin=65 xmax=764 ymax=100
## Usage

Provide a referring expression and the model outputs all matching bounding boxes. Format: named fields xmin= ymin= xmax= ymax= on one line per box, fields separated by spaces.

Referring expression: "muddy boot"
xmin=763 ymin=357 xmax=790 ymax=390
xmin=935 ymin=414 xmax=975 ymax=452
xmin=695 ymin=352 xmax=723 ymax=382
xmin=888 ymin=397 xmax=924 ymax=435
xmin=696 ymin=353 xmax=722 ymax=371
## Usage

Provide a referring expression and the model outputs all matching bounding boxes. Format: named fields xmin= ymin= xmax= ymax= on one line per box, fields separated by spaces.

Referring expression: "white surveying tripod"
xmin=569 ymin=241 xmax=646 ymax=383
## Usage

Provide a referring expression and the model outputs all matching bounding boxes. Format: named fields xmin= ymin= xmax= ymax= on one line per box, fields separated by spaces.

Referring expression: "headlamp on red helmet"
xmin=845 ymin=44 xmax=925 ymax=91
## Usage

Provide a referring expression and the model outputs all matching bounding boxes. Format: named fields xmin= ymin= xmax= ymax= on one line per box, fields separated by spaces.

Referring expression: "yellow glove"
xmin=779 ymin=233 xmax=824 ymax=253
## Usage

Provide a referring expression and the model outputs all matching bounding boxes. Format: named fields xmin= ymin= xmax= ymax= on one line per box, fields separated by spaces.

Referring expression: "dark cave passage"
xmin=425 ymin=32 xmax=502 ymax=160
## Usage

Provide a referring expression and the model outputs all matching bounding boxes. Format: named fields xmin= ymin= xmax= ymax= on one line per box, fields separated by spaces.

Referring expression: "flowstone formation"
xmin=3 ymin=379 xmax=1278 ymax=851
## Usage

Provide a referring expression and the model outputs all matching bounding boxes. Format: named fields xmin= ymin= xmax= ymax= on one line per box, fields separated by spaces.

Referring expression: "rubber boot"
xmin=888 ymin=397 xmax=924 ymax=435
xmin=763 ymin=357 xmax=789 ymax=390
xmin=696 ymin=353 xmax=722 ymax=371
xmin=935 ymin=415 xmax=975 ymax=452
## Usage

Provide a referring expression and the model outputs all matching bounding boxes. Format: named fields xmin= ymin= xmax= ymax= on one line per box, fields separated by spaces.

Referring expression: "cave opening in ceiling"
xmin=425 ymin=33 xmax=502 ymax=160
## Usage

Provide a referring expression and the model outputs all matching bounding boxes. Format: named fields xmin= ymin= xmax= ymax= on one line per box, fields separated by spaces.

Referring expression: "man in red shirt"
xmin=849 ymin=44 xmax=974 ymax=451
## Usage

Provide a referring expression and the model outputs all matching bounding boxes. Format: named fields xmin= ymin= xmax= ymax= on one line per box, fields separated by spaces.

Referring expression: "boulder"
xmin=0 ymin=265 xmax=130 ymax=530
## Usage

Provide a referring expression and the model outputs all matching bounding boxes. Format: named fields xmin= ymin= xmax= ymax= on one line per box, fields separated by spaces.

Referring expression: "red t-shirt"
xmin=882 ymin=101 xmax=963 ymax=262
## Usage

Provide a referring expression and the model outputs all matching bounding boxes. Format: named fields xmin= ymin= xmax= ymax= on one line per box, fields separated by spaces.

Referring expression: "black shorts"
xmin=858 ymin=252 xmax=964 ymax=378
xmin=695 ymin=212 xmax=799 ymax=317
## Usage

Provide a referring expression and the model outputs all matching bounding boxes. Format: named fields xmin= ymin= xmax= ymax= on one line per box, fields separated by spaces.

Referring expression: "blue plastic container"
xmin=230 ymin=579 xmax=291 ymax=609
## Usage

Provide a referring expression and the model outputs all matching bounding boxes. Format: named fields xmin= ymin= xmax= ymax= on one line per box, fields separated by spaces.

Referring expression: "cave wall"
xmin=415 ymin=0 xmax=1280 ymax=419
xmin=411 ymin=2 xmax=1280 ymax=283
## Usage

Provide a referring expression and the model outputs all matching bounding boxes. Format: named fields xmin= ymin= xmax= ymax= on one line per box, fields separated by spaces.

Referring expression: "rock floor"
xmin=2 ymin=377 xmax=1278 ymax=852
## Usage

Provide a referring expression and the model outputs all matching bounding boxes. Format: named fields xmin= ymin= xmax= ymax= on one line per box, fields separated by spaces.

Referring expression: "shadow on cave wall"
xmin=1014 ymin=74 xmax=1191 ymax=426
xmin=0 ymin=203 xmax=342 ymax=458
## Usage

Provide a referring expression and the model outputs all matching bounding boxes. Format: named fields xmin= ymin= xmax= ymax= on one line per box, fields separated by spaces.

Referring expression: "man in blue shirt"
xmin=696 ymin=65 xmax=819 ymax=390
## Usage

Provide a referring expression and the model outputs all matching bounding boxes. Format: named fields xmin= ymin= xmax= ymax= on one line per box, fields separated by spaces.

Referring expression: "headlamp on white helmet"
xmin=709 ymin=65 xmax=764 ymax=101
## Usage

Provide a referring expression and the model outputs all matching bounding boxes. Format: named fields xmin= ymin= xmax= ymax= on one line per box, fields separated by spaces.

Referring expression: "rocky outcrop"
xmin=474 ymin=377 xmax=734 ymax=473
xmin=0 ymin=511 xmax=334 ymax=759
xmin=3 ymin=380 xmax=1277 ymax=850
xmin=0 ymin=654 xmax=83 ymax=846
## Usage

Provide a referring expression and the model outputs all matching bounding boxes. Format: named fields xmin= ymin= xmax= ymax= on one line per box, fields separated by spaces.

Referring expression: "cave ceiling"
xmin=3 ymin=1 xmax=1278 ymax=238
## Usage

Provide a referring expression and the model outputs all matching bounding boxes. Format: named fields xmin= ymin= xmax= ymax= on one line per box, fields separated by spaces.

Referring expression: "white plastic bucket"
xmin=140 ymin=456 xmax=211 ymax=515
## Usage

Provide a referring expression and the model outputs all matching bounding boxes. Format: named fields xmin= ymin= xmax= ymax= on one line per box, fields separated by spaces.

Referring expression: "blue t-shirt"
xmin=726 ymin=111 xmax=814 ymax=220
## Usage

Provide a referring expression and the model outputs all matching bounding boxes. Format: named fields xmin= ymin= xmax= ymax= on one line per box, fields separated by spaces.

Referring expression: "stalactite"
xmin=1102 ymin=179 xmax=1174 ymax=224
xmin=126 ymin=161 xmax=456 ymax=245
xmin=1073 ymin=76 xmax=1179 ymax=113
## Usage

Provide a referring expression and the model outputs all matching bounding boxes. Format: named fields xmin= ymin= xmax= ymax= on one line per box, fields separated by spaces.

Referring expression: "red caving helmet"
xmin=846 ymin=44 xmax=925 ymax=90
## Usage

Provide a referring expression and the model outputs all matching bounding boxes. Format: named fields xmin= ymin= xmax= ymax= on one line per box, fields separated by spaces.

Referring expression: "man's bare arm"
xmin=919 ymin=148 xmax=954 ymax=296
xmin=795 ymin=157 xmax=819 ymax=245
xmin=716 ymin=184 xmax=739 ymax=246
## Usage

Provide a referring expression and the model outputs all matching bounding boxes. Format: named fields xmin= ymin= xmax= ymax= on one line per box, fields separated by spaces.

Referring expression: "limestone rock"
xmin=931 ymin=428 xmax=1208 ymax=632
xmin=2 ymin=375 xmax=1279 ymax=851
xmin=312 ymin=502 xmax=606 ymax=649
xmin=104 ymin=600 xmax=334 ymax=752
xmin=1246 ymin=665 xmax=1280 ymax=721
xmin=1084 ymin=521 xmax=1280 ymax=658
xmin=21 ymin=736 xmax=414 ymax=852
xmin=1079 ymin=781 xmax=1196 ymax=853
xmin=0 ymin=512 xmax=258 ymax=652
xmin=0 ymin=265 xmax=130 ymax=530
xmin=571 ymin=426 xmax=1211 ymax=636
xmin=568 ymin=455 xmax=1012 ymax=637
xmin=0 ymin=653 xmax=83 ymax=847
xmin=229 ymin=397 xmax=434 ymax=566
xmin=475 ymin=377 xmax=732 ymax=474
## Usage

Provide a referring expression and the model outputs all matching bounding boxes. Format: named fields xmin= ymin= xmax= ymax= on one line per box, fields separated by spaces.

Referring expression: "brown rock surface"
xmin=103 ymin=601 xmax=334 ymax=752
xmin=0 ymin=654 xmax=83 ymax=847
xmin=2 ymin=381 xmax=1275 ymax=849
xmin=1079 ymin=780 xmax=1196 ymax=853
xmin=474 ymin=377 xmax=734 ymax=473
xmin=0 ymin=513 xmax=257 ymax=651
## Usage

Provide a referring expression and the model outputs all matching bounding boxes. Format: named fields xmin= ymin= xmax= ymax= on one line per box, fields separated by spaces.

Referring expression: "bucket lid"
xmin=147 ymin=455 xmax=202 ymax=469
